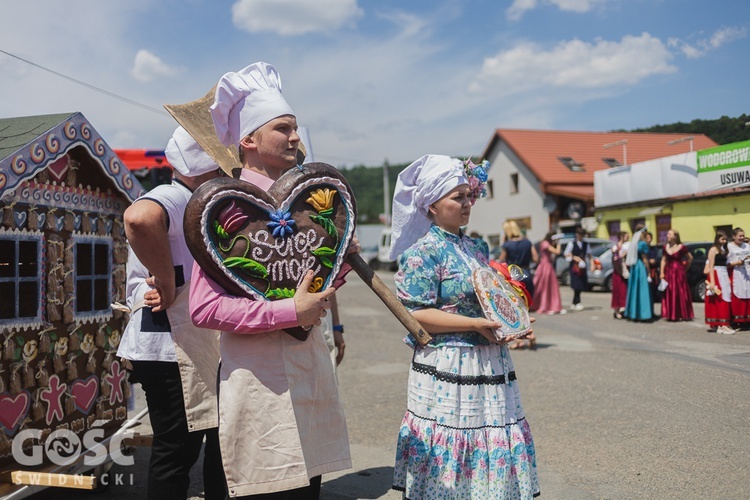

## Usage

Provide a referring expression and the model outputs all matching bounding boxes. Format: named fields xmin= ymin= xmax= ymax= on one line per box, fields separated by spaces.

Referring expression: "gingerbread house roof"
xmin=0 ymin=112 xmax=145 ymax=201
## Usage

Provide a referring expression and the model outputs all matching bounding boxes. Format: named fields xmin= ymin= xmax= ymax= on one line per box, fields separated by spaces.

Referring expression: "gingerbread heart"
xmin=0 ymin=390 xmax=31 ymax=436
xmin=70 ymin=375 xmax=99 ymax=414
xmin=185 ymin=163 xmax=357 ymax=340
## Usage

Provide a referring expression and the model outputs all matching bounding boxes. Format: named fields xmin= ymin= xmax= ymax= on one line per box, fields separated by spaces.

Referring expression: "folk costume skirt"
xmin=393 ymin=344 xmax=539 ymax=499
xmin=705 ymin=267 xmax=731 ymax=328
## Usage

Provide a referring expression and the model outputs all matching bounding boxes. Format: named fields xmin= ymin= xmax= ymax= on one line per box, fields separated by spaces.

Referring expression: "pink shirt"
xmin=189 ymin=168 xmax=350 ymax=334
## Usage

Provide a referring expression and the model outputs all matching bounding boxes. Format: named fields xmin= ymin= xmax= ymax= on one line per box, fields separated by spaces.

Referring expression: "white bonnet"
xmin=389 ymin=155 xmax=468 ymax=260
xmin=210 ymin=61 xmax=295 ymax=147
xmin=164 ymin=126 xmax=219 ymax=177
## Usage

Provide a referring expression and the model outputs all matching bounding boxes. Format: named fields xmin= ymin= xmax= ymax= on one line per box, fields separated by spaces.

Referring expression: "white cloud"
xmin=669 ymin=25 xmax=748 ymax=59
xmin=232 ymin=0 xmax=363 ymax=36
xmin=470 ymin=33 xmax=676 ymax=95
xmin=507 ymin=0 xmax=606 ymax=21
xmin=131 ymin=50 xmax=182 ymax=83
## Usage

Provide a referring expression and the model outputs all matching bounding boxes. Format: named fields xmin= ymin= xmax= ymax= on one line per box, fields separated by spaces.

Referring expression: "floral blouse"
xmin=395 ymin=224 xmax=491 ymax=348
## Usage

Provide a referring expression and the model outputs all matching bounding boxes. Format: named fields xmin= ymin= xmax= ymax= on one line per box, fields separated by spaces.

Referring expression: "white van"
xmin=375 ymin=227 xmax=398 ymax=271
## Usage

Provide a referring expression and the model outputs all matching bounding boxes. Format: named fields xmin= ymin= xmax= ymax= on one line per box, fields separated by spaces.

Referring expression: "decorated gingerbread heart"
xmin=184 ymin=163 xmax=357 ymax=340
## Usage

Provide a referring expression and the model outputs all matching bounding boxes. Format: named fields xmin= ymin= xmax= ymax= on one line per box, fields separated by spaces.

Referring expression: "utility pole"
xmin=383 ymin=159 xmax=391 ymax=226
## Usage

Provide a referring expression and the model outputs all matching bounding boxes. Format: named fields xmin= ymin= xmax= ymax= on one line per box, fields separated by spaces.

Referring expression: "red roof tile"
xmin=481 ymin=129 xmax=717 ymax=201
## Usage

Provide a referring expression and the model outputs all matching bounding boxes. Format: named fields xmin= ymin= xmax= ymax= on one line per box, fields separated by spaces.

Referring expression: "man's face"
xmin=247 ymin=115 xmax=300 ymax=172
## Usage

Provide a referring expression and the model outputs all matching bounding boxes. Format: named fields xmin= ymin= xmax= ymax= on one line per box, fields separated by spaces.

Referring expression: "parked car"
xmin=587 ymin=245 xmax=615 ymax=291
xmin=552 ymin=237 xmax=612 ymax=286
xmin=372 ymin=227 xmax=398 ymax=271
xmin=684 ymin=242 xmax=712 ymax=302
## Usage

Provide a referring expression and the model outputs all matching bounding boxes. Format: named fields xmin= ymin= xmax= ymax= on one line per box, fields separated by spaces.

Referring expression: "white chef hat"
xmin=164 ymin=126 xmax=219 ymax=177
xmin=209 ymin=61 xmax=295 ymax=147
xmin=389 ymin=155 xmax=468 ymax=260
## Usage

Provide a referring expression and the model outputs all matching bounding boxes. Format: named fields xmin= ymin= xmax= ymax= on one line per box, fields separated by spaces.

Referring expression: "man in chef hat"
xmin=189 ymin=62 xmax=354 ymax=498
xmin=118 ymin=126 xmax=225 ymax=500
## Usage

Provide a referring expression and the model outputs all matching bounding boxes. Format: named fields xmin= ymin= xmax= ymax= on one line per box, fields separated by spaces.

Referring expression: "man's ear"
xmin=239 ymin=134 xmax=257 ymax=151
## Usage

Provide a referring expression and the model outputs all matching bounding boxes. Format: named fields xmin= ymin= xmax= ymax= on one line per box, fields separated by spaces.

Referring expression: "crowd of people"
xmin=604 ymin=225 xmax=750 ymax=334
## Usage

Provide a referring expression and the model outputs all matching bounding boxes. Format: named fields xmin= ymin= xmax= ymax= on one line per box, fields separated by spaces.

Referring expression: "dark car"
xmin=684 ymin=242 xmax=712 ymax=302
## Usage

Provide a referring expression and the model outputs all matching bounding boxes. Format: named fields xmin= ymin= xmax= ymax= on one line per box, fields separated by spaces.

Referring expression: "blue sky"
xmin=1 ymin=0 xmax=748 ymax=167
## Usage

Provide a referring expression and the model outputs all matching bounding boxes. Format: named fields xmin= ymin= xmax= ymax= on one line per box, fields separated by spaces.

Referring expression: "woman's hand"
xmin=473 ymin=317 xmax=508 ymax=345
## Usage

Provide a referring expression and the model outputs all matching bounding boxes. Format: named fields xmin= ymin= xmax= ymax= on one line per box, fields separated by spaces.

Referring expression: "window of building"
xmin=487 ymin=179 xmax=494 ymax=199
xmin=510 ymin=173 xmax=519 ymax=194
xmin=0 ymin=235 xmax=42 ymax=323
xmin=655 ymin=214 xmax=672 ymax=245
xmin=558 ymin=157 xmax=585 ymax=172
xmin=607 ymin=220 xmax=621 ymax=242
xmin=75 ymin=237 xmax=112 ymax=315
xmin=715 ymin=225 xmax=733 ymax=238
xmin=629 ymin=218 xmax=646 ymax=233
xmin=602 ymin=157 xmax=622 ymax=168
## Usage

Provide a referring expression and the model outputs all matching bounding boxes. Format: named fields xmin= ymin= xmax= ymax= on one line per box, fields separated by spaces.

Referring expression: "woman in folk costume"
xmin=611 ymin=231 xmax=629 ymax=319
xmin=727 ymin=227 xmax=750 ymax=328
xmin=624 ymin=224 xmax=653 ymax=321
xmin=389 ymin=155 xmax=539 ymax=499
xmin=189 ymin=62 xmax=354 ymax=499
xmin=705 ymin=231 xmax=734 ymax=334
xmin=659 ymin=229 xmax=694 ymax=321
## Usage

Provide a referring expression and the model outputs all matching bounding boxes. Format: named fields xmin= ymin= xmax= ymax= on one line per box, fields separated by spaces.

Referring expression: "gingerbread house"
xmin=0 ymin=112 xmax=144 ymax=469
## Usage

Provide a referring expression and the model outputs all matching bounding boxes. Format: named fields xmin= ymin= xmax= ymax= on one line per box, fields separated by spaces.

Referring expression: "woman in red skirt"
xmin=611 ymin=231 xmax=629 ymax=319
xmin=705 ymin=231 xmax=734 ymax=334
xmin=727 ymin=227 xmax=750 ymax=328
xmin=659 ymin=229 xmax=694 ymax=321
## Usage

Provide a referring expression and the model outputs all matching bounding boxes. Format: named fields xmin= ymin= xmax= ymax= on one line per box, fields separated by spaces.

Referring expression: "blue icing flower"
xmin=267 ymin=210 xmax=296 ymax=238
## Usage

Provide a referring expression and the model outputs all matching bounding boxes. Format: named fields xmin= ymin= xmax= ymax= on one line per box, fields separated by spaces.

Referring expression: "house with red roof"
xmin=467 ymin=129 xmax=717 ymax=247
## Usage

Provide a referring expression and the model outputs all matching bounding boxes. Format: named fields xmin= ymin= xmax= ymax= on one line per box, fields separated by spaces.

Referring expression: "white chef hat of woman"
xmin=209 ymin=61 xmax=295 ymax=147
xmin=164 ymin=126 xmax=219 ymax=177
xmin=389 ymin=155 xmax=468 ymax=260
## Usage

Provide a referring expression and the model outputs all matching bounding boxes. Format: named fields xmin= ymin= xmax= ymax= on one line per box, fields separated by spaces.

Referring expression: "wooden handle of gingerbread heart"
xmin=345 ymin=253 xmax=433 ymax=346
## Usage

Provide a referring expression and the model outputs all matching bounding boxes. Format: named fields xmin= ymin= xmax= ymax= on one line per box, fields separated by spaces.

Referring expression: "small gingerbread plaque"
xmin=472 ymin=267 xmax=531 ymax=341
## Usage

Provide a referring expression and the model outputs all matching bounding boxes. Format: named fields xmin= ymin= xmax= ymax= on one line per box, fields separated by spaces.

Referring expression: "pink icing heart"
xmin=0 ymin=391 xmax=31 ymax=435
xmin=70 ymin=375 xmax=99 ymax=414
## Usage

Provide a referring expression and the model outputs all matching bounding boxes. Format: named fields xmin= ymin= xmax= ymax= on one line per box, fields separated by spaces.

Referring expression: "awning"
xmin=637 ymin=205 xmax=667 ymax=216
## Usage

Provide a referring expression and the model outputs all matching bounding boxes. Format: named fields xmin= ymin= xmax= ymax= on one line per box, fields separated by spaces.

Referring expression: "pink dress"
xmin=532 ymin=240 xmax=562 ymax=313
xmin=661 ymin=245 xmax=694 ymax=321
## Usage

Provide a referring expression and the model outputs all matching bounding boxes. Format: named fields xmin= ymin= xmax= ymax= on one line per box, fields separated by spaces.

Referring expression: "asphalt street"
xmin=30 ymin=270 xmax=750 ymax=499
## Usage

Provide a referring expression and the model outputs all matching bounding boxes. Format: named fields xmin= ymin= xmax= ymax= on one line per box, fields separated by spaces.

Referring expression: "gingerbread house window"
xmin=0 ymin=235 xmax=42 ymax=322
xmin=74 ymin=237 xmax=112 ymax=315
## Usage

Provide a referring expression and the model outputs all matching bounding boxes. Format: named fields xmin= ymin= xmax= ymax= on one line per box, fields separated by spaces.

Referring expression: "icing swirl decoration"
xmin=122 ymin=174 xmax=133 ymax=190
xmin=0 ymin=173 xmax=6 ymax=190
xmin=81 ymin=122 xmax=91 ymax=140
xmin=11 ymin=155 xmax=28 ymax=175
xmin=63 ymin=121 xmax=77 ymax=139
xmin=30 ymin=143 xmax=46 ymax=163
xmin=93 ymin=138 xmax=106 ymax=157
xmin=109 ymin=157 xmax=122 ymax=174
xmin=46 ymin=133 xmax=61 ymax=154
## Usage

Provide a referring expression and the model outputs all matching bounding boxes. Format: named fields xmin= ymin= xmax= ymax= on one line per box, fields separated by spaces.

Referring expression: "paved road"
xmin=31 ymin=271 xmax=750 ymax=499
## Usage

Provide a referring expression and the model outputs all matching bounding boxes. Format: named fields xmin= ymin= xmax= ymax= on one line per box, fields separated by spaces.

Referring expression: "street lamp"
xmin=667 ymin=136 xmax=694 ymax=152
xmin=603 ymin=139 xmax=628 ymax=167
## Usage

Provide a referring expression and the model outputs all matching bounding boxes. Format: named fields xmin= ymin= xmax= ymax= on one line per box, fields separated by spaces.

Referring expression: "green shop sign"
xmin=697 ymin=140 xmax=750 ymax=173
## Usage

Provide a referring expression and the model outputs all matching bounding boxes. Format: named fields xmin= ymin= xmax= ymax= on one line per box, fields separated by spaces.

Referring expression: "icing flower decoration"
xmin=215 ymin=201 xmax=249 ymax=239
xmin=267 ymin=210 xmax=297 ymax=238
xmin=463 ymin=158 xmax=490 ymax=204
xmin=308 ymin=276 xmax=324 ymax=293
xmin=306 ymin=188 xmax=337 ymax=215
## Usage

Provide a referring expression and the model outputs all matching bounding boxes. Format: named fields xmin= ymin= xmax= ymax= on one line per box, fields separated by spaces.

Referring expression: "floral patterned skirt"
xmin=393 ymin=344 xmax=539 ymax=499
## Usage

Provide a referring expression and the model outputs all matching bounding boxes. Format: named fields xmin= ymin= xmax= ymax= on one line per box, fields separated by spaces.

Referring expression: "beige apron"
xmin=166 ymin=283 xmax=221 ymax=432
xmin=218 ymin=325 xmax=351 ymax=497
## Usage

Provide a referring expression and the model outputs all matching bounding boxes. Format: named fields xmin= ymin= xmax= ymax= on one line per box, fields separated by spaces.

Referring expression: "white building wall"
xmin=468 ymin=141 xmax=549 ymax=246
